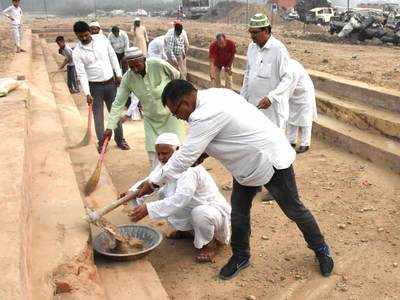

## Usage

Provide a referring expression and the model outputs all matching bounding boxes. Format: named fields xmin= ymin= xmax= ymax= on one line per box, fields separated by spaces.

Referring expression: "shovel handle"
xmin=86 ymin=193 xmax=135 ymax=222
xmin=88 ymin=104 xmax=93 ymax=129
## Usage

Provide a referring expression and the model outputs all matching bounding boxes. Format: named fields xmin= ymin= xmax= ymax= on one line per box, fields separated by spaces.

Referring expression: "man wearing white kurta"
xmin=136 ymin=80 xmax=334 ymax=280
xmin=241 ymin=14 xmax=293 ymax=129
xmin=127 ymin=133 xmax=231 ymax=262
xmin=148 ymin=35 xmax=166 ymax=60
xmin=286 ymin=59 xmax=317 ymax=154
xmin=2 ymin=0 xmax=24 ymax=53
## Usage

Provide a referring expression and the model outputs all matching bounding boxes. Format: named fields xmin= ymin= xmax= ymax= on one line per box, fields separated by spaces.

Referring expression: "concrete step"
xmin=188 ymin=46 xmax=400 ymax=113
xmin=0 ymin=31 xmax=31 ymax=298
xmin=27 ymin=34 xmax=107 ymax=299
xmin=314 ymin=114 xmax=400 ymax=173
xmin=43 ymin=40 xmax=169 ymax=300
xmin=188 ymin=68 xmax=241 ymax=92
xmin=187 ymin=56 xmax=244 ymax=87
xmin=316 ymin=91 xmax=400 ymax=141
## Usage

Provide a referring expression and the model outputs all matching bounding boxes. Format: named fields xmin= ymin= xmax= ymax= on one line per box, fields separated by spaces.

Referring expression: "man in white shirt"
xmin=72 ymin=21 xmax=130 ymax=151
xmin=136 ymin=80 xmax=334 ymax=280
xmin=125 ymin=133 xmax=231 ymax=262
xmin=164 ymin=20 xmax=189 ymax=79
xmin=2 ymin=0 xmax=25 ymax=53
xmin=108 ymin=26 xmax=130 ymax=74
xmin=148 ymin=35 xmax=166 ymax=60
xmin=287 ymin=59 xmax=318 ymax=154
xmin=89 ymin=21 xmax=103 ymax=35
xmin=241 ymin=13 xmax=294 ymax=129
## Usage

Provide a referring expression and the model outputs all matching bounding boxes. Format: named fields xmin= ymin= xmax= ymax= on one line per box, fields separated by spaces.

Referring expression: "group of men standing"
xmin=3 ymin=3 xmax=334 ymax=282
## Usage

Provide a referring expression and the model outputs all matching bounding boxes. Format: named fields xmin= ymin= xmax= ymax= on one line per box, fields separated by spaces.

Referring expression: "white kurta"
xmin=3 ymin=5 xmax=23 ymax=47
xmin=288 ymin=59 xmax=317 ymax=127
xmin=149 ymin=88 xmax=296 ymax=187
xmin=148 ymin=35 xmax=166 ymax=59
xmin=130 ymin=165 xmax=231 ymax=249
xmin=241 ymin=36 xmax=294 ymax=128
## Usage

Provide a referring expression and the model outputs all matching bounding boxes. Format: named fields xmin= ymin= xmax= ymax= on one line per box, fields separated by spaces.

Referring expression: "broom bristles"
xmin=68 ymin=130 xmax=91 ymax=149
xmin=84 ymin=160 xmax=102 ymax=196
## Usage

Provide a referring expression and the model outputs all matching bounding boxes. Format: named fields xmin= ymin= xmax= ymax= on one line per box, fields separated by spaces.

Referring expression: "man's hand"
xmin=115 ymin=76 xmax=122 ymax=86
xmin=257 ymin=97 xmax=272 ymax=110
xmin=225 ymin=66 xmax=232 ymax=75
xmin=103 ymin=129 xmax=113 ymax=142
xmin=137 ymin=180 xmax=155 ymax=198
xmin=119 ymin=114 xmax=131 ymax=124
xmin=86 ymin=95 xmax=94 ymax=105
xmin=192 ymin=153 xmax=209 ymax=167
xmin=128 ymin=204 xmax=148 ymax=222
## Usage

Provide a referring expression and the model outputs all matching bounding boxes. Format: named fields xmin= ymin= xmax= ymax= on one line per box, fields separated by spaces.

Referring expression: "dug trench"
xmin=44 ymin=37 xmax=400 ymax=300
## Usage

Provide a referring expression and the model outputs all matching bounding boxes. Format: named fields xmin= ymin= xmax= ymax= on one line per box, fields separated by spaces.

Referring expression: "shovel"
xmin=69 ymin=104 xmax=93 ymax=149
xmin=84 ymin=135 xmax=110 ymax=196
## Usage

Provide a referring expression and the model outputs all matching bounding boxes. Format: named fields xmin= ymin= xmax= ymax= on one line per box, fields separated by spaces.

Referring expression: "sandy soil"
xmin=30 ymin=16 xmax=400 ymax=90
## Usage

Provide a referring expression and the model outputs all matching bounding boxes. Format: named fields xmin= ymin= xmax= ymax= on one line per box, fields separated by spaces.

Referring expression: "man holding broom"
xmin=72 ymin=21 xmax=130 ymax=152
xmin=104 ymin=47 xmax=185 ymax=169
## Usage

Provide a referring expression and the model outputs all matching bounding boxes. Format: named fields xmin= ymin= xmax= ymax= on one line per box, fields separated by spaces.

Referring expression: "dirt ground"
xmin=101 ymin=118 xmax=400 ymax=300
xmin=31 ymin=16 xmax=400 ymax=90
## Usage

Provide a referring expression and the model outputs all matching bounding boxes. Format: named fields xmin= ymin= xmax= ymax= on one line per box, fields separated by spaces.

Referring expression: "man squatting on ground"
xmin=124 ymin=133 xmax=231 ymax=262
xmin=72 ymin=21 xmax=130 ymax=151
xmin=135 ymin=80 xmax=334 ymax=280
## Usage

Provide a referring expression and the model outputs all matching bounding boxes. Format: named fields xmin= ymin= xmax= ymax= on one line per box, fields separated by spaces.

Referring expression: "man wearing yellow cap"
xmin=104 ymin=47 xmax=185 ymax=169
xmin=241 ymin=13 xmax=294 ymax=129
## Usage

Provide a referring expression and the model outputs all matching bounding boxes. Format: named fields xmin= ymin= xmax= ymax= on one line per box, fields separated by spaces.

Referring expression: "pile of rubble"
xmin=330 ymin=7 xmax=400 ymax=45
xmin=87 ymin=9 xmax=148 ymax=20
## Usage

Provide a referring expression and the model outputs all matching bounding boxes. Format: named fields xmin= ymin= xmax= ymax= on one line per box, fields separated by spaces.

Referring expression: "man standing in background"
xmin=131 ymin=17 xmax=148 ymax=56
xmin=209 ymin=33 xmax=236 ymax=88
xmin=108 ymin=26 xmax=130 ymax=74
xmin=55 ymin=36 xmax=80 ymax=94
xmin=2 ymin=0 xmax=25 ymax=53
xmin=164 ymin=20 xmax=189 ymax=79
xmin=241 ymin=13 xmax=293 ymax=129
xmin=72 ymin=21 xmax=130 ymax=152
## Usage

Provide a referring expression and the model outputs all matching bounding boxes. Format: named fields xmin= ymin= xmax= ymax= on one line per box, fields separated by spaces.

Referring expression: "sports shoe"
xmin=219 ymin=255 xmax=250 ymax=280
xmin=314 ymin=244 xmax=334 ymax=277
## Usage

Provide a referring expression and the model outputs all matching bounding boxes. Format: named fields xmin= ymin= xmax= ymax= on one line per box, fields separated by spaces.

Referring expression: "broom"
xmin=84 ymin=135 xmax=110 ymax=196
xmin=69 ymin=104 xmax=93 ymax=149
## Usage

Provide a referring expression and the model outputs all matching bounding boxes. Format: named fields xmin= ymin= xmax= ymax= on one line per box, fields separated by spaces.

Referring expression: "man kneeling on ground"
xmin=123 ymin=133 xmax=231 ymax=262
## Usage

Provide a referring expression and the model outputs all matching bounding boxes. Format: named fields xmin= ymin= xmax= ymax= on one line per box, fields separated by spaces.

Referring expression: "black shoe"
xmin=317 ymin=254 xmax=334 ymax=277
xmin=296 ymin=145 xmax=309 ymax=154
xmin=117 ymin=139 xmax=130 ymax=150
xmin=290 ymin=143 xmax=296 ymax=149
xmin=219 ymin=255 xmax=250 ymax=280
xmin=314 ymin=244 xmax=334 ymax=277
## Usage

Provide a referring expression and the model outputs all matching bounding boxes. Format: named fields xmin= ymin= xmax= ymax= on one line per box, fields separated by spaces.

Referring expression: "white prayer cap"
xmin=125 ymin=47 xmax=144 ymax=61
xmin=89 ymin=21 xmax=101 ymax=28
xmin=134 ymin=17 xmax=141 ymax=22
xmin=155 ymin=133 xmax=181 ymax=147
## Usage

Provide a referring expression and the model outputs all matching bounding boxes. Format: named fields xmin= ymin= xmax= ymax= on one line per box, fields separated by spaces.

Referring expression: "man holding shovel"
xmin=72 ymin=21 xmax=130 ymax=152
xmin=104 ymin=47 xmax=184 ymax=169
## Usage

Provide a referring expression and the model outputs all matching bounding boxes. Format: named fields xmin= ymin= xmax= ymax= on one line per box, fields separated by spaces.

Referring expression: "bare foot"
xmin=167 ymin=230 xmax=193 ymax=239
xmin=196 ymin=241 xmax=220 ymax=263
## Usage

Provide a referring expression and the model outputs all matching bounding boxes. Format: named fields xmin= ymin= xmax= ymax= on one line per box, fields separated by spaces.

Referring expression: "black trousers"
xmin=230 ymin=165 xmax=325 ymax=258
xmin=67 ymin=65 xmax=79 ymax=92
xmin=89 ymin=80 xmax=124 ymax=145
xmin=116 ymin=52 xmax=131 ymax=109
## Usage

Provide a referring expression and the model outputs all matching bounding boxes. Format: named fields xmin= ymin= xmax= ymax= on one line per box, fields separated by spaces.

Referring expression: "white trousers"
xmin=12 ymin=25 xmax=22 ymax=47
xmin=286 ymin=123 xmax=312 ymax=146
xmin=127 ymin=93 xmax=141 ymax=120
xmin=190 ymin=205 xmax=227 ymax=249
